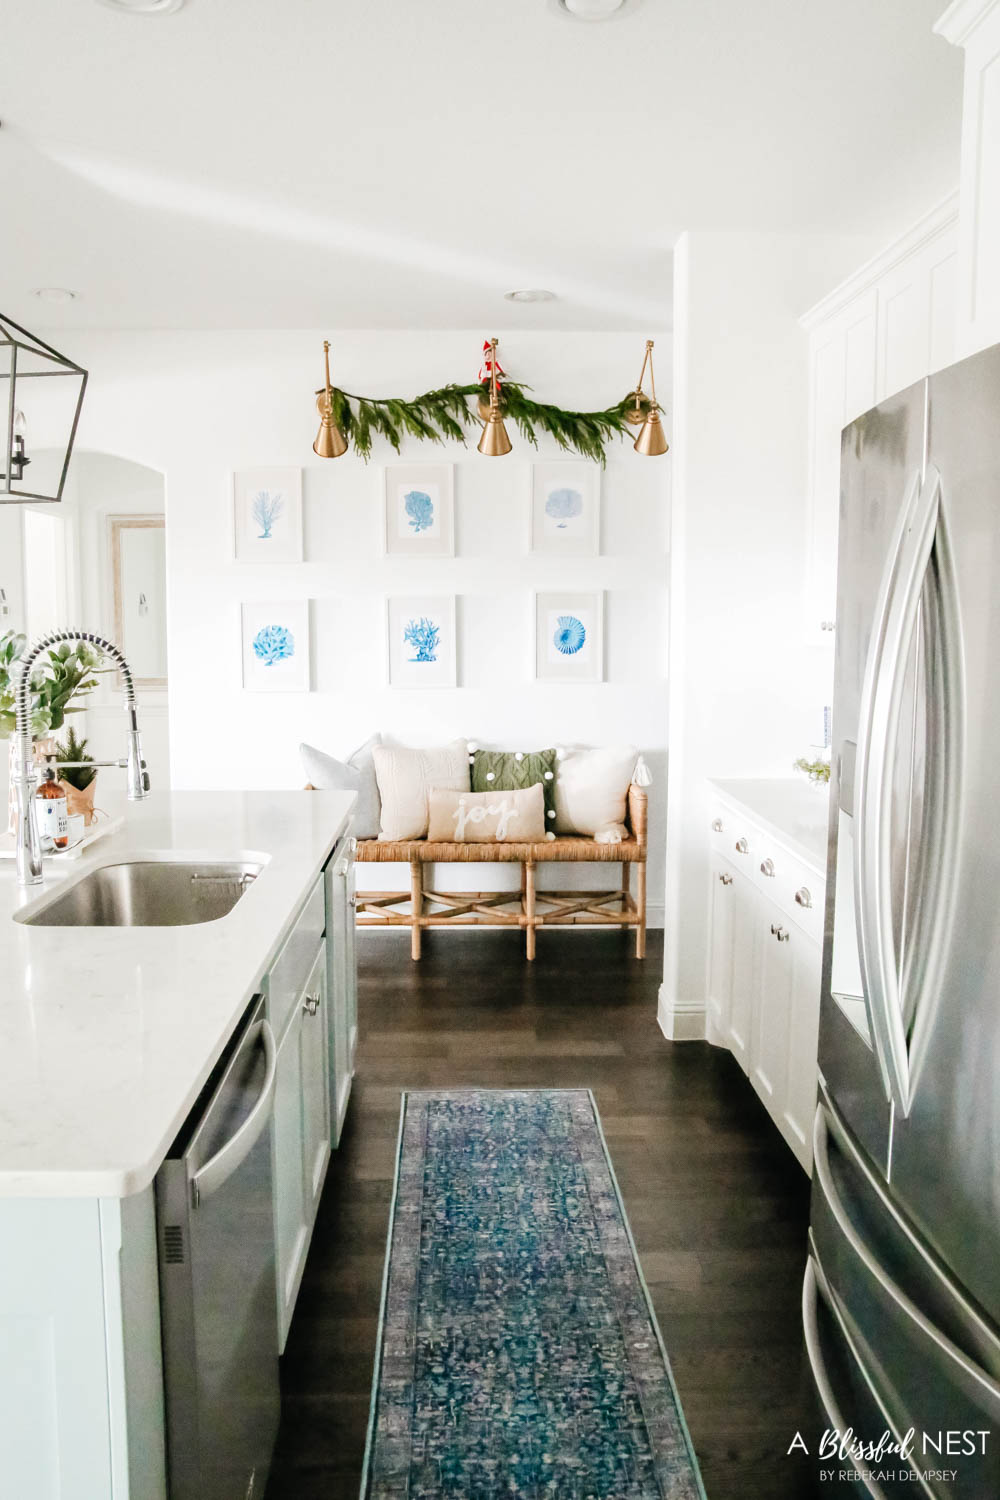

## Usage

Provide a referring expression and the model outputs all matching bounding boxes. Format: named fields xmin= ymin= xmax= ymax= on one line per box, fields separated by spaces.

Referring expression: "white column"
xmin=659 ymin=233 xmax=844 ymax=1041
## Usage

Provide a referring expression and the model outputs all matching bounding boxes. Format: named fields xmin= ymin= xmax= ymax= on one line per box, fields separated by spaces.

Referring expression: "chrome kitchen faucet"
xmin=13 ymin=629 xmax=150 ymax=887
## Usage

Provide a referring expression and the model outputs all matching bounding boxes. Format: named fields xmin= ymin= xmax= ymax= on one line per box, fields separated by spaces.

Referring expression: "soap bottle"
xmin=36 ymin=766 xmax=69 ymax=850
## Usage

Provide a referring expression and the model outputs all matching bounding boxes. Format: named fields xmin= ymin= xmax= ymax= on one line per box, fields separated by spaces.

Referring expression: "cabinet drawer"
xmin=709 ymin=801 xmax=760 ymax=873
xmin=267 ymin=875 xmax=326 ymax=1042
xmin=752 ymin=838 xmax=824 ymax=943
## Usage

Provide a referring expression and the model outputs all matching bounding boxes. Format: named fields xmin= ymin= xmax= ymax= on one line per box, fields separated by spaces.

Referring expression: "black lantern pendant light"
xmin=0 ymin=314 xmax=88 ymax=504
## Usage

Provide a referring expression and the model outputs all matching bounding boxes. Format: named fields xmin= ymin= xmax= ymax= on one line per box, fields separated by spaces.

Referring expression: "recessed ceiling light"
xmin=33 ymin=288 xmax=78 ymax=303
xmin=96 ymin=0 xmax=185 ymax=13
xmin=553 ymin=0 xmax=631 ymax=19
xmin=504 ymin=288 xmax=557 ymax=303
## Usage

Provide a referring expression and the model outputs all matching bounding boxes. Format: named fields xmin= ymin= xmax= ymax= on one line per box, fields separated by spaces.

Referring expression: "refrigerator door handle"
xmin=190 ymin=1019 xmax=277 ymax=1206
xmin=855 ymin=466 xmax=943 ymax=1117
xmin=813 ymin=1105 xmax=1000 ymax=1413
xmin=802 ymin=1257 xmax=894 ymax=1499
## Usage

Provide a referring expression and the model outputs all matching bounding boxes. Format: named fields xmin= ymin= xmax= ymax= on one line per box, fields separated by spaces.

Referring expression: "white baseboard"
xmin=656 ymin=983 xmax=706 ymax=1042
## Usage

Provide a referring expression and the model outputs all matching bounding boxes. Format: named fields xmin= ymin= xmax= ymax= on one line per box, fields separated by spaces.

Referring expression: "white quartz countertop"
xmin=710 ymin=777 xmax=830 ymax=872
xmin=0 ymin=790 xmax=354 ymax=1199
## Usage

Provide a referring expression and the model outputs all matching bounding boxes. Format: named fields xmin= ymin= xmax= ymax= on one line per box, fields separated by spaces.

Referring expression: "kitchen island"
xmin=0 ymin=789 xmax=357 ymax=1500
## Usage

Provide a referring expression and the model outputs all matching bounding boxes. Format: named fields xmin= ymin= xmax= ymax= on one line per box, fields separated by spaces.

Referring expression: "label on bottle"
xmin=37 ymin=795 xmax=69 ymax=848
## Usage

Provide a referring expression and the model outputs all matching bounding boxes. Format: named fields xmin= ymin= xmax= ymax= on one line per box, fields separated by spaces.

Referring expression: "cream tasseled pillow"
xmin=427 ymin=783 xmax=546 ymax=843
xmin=553 ymin=744 xmax=639 ymax=835
xmin=372 ymin=740 xmax=469 ymax=840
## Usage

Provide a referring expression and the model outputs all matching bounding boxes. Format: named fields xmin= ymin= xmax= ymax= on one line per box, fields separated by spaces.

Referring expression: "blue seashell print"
xmin=404 ymin=489 xmax=435 ymax=534
xmin=545 ymin=486 xmax=583 ymax=529
xmin=553 ymin=615 xmax=586 ymax=655
xmin=403 ymin=616 xmax=440 ymax=663
xmin=252 ymin=623 xmax=295 ymax=666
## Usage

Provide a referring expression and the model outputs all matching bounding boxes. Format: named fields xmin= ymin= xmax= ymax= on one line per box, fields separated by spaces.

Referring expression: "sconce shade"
xmin=633 ymin=406 xmax=669 ymax=457
xmin=0 ymin=314 xmax=88 ymax=504
xmin=478 ymin=405 xmax=513 ymax=456
xmin=313 ymin=392 xmax=348 ymax=458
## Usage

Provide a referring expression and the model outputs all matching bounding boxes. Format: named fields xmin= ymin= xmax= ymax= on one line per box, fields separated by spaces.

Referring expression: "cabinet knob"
xmin=734 ymin=838 xmax=748 ymax=855
xmin=711 ymin=818 xmax=723 ymax=832
xmin=302 ymin=993 xmax=320 ymax=1016
xmin=820 ymin=620 xmax=836 ymax=632
xmin=760 ymin=858 xmax=775 ymax=877
xmin=718 ymin=872 xmax=733 ymax=886
xmin=794 ymin=886 xmax=813 ymax=909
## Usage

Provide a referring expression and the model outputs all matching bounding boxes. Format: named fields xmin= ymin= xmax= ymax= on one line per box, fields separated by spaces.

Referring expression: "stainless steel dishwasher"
xmin=155 ymin=995 xmax=280 ymax=1500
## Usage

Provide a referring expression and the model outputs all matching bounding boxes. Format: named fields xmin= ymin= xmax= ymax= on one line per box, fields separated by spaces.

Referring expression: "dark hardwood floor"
xmin=265 ymin=929 xmax=818 ymax=1500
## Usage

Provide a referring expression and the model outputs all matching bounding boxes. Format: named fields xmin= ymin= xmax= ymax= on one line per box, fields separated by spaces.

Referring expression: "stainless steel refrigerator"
xmin=804 ymin=341 xmax=1000 ymax=1498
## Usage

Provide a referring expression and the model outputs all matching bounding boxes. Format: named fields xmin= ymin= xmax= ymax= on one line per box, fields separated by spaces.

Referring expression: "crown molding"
xmin=798 ymin=190 xmax=960 ymax=332
xmin=934 ymin=0 xmax=1000 ymax=46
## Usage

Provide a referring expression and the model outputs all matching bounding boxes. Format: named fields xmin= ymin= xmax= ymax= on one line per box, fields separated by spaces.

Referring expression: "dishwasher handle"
xmin=191 ymin=1019 xmax=277 ymax=1207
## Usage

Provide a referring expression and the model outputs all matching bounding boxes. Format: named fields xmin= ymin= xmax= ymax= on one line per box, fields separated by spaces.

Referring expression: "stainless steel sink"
xmin=17 ymin=860 xmax=262 ymax=927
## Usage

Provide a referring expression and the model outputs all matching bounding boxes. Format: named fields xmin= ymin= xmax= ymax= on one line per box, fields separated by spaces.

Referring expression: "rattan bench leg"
xmin=410 ymin=860 xmax=423 ymax=961
xmin=621 ymin=862 xmax=631 ymax=932
xmin=635 ymin=860 xmax=647 ymax=959
xmin=524 ymin=859 xmax=537 ymax=961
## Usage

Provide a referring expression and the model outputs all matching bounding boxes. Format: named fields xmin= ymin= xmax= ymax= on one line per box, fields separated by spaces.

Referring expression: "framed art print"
xmin=383 ymin=463 xmax=454 ymax=557
xmin=387 ymin=595 xmax=457 ymax=688
xmin=241 ymin=600 xmax=311 ymax=691
xmin=233 ymin=467 xmax=303 ymax=563
xmin=529 ymin=461 xmax=600 ymax=556
xmin=534 ymin=590 xmax=604 ymax=683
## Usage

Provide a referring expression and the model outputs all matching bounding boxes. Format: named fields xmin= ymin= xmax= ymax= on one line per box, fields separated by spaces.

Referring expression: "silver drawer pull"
xmin=711 ymin=818 xmax=723 ymax=832
xmin=760 ymin=858 xmax=775 ymax=877
xmin=302 ymin=993 xmax=320 ymax=1016
xmin=718 ymin=872 xmax=733 ymax=886
xmin=734 ymin=838 xmax=748 ymax=855
xmin=771 ymin=923 xmax=790 ymax=943
xmin=794 ymin=886 xmax=813 ymax=908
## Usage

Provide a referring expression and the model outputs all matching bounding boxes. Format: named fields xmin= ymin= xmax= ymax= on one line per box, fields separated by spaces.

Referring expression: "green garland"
xmin=325 ymin=380 xmax=650 ymax=465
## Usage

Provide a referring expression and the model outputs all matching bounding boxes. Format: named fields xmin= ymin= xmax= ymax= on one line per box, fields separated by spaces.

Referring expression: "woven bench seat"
xmin=321 ymin=782 xmax=649 ymax=962
xmin=355 ymin=834 xmax=645 ymax=863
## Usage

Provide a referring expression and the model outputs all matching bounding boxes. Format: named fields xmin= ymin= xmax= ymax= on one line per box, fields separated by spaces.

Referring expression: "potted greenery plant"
xmin=56 ymin=726 xmax=99 ymax=826
xmin=1 ymin=630 xmax=110 ymax=833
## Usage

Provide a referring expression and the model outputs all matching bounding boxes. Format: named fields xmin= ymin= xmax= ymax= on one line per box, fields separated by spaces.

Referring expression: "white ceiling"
xmin=0 ymin=0 xmax=962 ymax=332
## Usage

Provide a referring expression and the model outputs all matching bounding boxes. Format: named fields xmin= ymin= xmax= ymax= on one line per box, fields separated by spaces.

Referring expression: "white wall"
xmin=661 ymin=233 xmax=861 ymax=1036
xmin=55 ymin=330 xmax=671 ymax=920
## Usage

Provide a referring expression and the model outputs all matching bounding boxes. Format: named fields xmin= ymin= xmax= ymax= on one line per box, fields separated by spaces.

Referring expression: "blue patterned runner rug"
xmin=361 ymin=1089 xmax=706 ymax=1499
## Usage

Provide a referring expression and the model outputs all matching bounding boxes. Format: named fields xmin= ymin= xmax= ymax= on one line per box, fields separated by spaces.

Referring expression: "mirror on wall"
xmin=110 ymin=515 xmax=167 ymax=686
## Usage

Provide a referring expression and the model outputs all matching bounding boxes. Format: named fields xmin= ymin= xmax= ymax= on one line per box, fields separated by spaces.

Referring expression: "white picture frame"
xmin=534 ymin=590 xmax=604 ymax=683
xmin=382 ymin=463 xmax=454 ymax=557
xmin=529 ymin=461 xmax=600 ymax=556
xmin=241 ymin=600 xmax=311 ymax=692
xmin=233 ymin=467 xmax=303 ymax=563
xmin=386 ymin=595 xmax=457 ymax=689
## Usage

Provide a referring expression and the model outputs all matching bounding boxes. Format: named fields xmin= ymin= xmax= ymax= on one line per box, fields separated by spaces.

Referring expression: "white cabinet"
xmin=800 ymin=201 xmax=959 ymax=640
xmin=707 ymin=791 xmax=825 ymax=1175
xmin=937 ymin=1 xmax=1000 ymax=358
xmin=301 ymin=946 xmax=331 ymax=1218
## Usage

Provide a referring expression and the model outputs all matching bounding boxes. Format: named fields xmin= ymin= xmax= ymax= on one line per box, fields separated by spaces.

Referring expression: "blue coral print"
xmin=403 ymin=616 xmax=440 ymax=663
xmin=553 ymin=614 xmax=586 ymax=655
xmin=252 ymin=623 xmax=295 ymax=666
xmin=403 ymin=489 xmax=434 ymax=534
xmin=545 ymin=485 xmax=583 ymax=528
xmin=251 ymin=490 xmax=284 ymax=539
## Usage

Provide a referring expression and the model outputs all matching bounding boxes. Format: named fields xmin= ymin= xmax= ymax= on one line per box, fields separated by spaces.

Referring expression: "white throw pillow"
xmin=427 ymin=783 xmax=545 ymax=843
xmin=553 ymin=744 xmax=639 ymax=835
xmin=373 ymin=740 xmax=469 ymax=840
xmin=300 ymin=735 xmax=381 ymax=839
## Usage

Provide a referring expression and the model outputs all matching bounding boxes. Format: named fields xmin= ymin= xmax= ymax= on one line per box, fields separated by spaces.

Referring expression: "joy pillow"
xmin=426 ymin=784 xmax=546 ymax=843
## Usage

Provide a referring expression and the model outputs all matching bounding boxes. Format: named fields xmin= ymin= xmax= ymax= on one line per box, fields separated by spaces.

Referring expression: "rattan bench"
xmin=307 ymin=783 xmax=648 ymax=961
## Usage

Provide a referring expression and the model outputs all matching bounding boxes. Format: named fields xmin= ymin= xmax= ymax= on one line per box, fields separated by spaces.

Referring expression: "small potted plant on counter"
xmin=55 ymin=727 xmax=100 ymax=827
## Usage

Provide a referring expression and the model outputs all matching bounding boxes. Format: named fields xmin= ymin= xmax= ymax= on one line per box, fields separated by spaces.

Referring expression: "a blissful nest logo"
xmin=788 ymin=1427 xmax=991 ymax=1486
